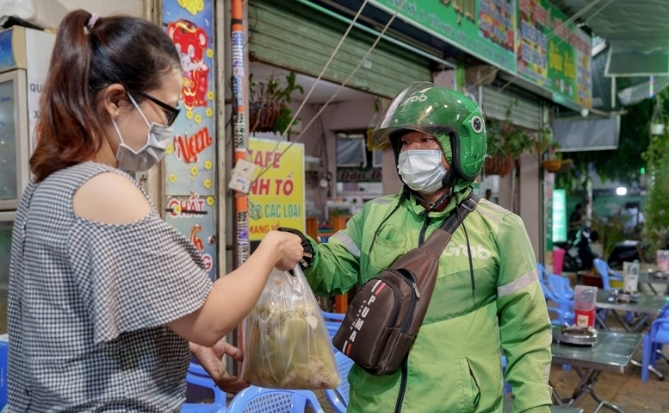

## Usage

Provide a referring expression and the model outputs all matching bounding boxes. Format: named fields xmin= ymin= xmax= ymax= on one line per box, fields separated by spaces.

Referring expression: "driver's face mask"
xmin=397 ymin=150 xmax=447 ymax=194
xmin=111 ymin=93 xmax=173 ymax=172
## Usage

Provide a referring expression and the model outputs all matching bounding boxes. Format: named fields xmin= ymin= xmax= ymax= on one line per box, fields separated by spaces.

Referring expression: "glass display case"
xmin=0 ymin=25 xmax=55 ymax=335
xmin=0 ymin=70 xmax=29 ymax=211
xmin=0 ymin=212 xmax=15 ymax=334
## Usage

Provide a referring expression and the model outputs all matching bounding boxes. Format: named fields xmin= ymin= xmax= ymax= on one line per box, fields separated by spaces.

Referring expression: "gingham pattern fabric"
xmin=8 ymin=162 xmax=213 ymax=412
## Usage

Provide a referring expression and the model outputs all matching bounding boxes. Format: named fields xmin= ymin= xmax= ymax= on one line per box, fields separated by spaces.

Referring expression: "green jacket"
xmin=305 ymin=190 xmax=552 ymax=413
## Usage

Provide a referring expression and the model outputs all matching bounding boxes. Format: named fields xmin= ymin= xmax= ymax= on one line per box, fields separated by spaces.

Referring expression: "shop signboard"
xmin=517 ymin=0 xmax=592 ymax=108
xmin=364 ymin=0 xmax=591 ymax=109
xmin=248 ymin=138 xmax=305 ymax=241
xmin=368 ymin=0 xmax=516 ymax=74
xmin=337 ymin=167 xmax=383 ymax=183
xmin=162 ymin=0 xmax=217 ymax=280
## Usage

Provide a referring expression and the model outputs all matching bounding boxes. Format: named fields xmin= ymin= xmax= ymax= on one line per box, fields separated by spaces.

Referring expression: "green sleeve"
xmin=303 ymin=209 xmax=365 ymax=297
xmin=495 ymin=213 xmax=553 ymax=413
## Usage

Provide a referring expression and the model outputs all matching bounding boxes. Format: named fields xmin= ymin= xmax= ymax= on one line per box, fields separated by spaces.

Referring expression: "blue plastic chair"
xmin=592 ymin=258 xmax=623 ymax=291
xmin=227 ymin=386 xmax=325 ymax=413
xmin=0 ymin=337 xmax=7 ymax=410
xmin=324 ymin=351 xmax=354 ymax=413
xmin=539 ymin=267 xmax=575 ymax=326
xmin=537 ymin=263 xmax=574 ymax=300
xmin=537 ymin=264 xmax=561 ymax=321
xmin=593 ymin=258 xmax=636 ymax=324
xmin=641 ymin=303 xmax=669 ymax=382
xmin=501 ymin=354 xmax=511 ymax=396
xmin=322 ymin=311 xmax=344 ymax=339
xmin=181 ymin=362 xmax=227 ymax=413
xmin=537 ymin=263 xmax=551 ymax=297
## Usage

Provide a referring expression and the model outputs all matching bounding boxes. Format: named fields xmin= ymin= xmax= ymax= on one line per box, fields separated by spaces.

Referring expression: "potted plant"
xmin=542 ymin=152 xmax=562 ymax=173
xmin=642 ymin=127 xmax=669 ymax=253
xmin=484 ymin=100 xmax=535 ymax=177
xmin=535 ymin=124 xmax=554 ymax=154
xmin=484 ymin=122 xmax=515 ymax=177
xmin=536 ymin=125 xmax=560 ymax=172
xmin=650 ymin=95 xmax=666 ymax=136
xmin=249 ymin=71 xmax=304 ymax=134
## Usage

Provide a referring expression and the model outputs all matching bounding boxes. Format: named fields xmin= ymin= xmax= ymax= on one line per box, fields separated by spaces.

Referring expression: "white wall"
xmin=57 ymin=0 xmax=143 ymax=16
xmin=496 ymin=154 xmax=542 ymax=262
xmin=519 ymin=152 xmax=542 ymax=262
xmin=288 ymin=96 xmax=404 ymax=220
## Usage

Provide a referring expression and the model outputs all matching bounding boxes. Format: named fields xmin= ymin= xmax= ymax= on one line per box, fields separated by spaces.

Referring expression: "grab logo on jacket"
xmin=442 ymin=243 xmax=492 ymax=260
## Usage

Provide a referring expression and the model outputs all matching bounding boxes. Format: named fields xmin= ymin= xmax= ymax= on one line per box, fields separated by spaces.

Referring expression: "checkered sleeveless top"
xmin=8 ymin=162 xmax=212 ymax=412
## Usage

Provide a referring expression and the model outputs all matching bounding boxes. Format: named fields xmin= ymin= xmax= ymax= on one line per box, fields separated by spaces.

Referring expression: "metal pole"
xmin=231 ymin=0 xmax=249 ymax=372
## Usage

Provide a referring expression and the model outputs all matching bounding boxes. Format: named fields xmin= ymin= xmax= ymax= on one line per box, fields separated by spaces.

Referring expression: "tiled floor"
xmin=549 ymin=273 xmax=669 ymax=413
xmin=314 ymin=269 xmax=667 ymax=413
xmin=316 ymin=314 xmax=668 ymax=413
xmin=550 ymin=326 xmax=669 ymax=413
xmin=317 ymin=348 xmax=668 ymax=413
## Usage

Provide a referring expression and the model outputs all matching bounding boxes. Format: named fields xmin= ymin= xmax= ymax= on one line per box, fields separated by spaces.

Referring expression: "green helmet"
xmin=373 ymin=81 xmax=486 ymax=192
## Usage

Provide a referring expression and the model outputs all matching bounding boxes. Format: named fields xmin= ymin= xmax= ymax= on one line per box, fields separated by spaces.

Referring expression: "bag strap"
xmin=419 ymin=194 xmax=480 ymax=257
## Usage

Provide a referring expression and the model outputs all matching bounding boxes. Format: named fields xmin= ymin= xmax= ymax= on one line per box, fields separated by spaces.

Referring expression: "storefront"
xmin=245 ymin=0 xmax=441 ymax=228
xmin=311 ymin=0 xmax=593 ymax=263
xmin=248 ymin=0 xmax=435 ymax=100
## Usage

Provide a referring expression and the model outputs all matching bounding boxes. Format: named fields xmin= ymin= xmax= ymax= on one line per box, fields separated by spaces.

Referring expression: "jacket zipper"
xmin=418 ymin=212 xmax=431 ymax=246
xmin=394 ymin=213 xmax=431 ymax=412
xmin=385 ymin=269 xmax=419 ymax=334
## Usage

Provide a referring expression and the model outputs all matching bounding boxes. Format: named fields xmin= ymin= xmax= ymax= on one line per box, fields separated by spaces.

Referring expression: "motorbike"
xmin=554 ymin=227 xmax=599 ymax=273
xmin=606 ymin=240 xmax=651 ymax=270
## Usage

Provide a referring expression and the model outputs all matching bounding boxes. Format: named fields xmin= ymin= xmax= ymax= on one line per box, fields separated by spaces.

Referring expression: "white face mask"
xmin=397 ymin=150 xmax=447 ymax=194
xmin=112 ymin=93 xmax=173 ymax=172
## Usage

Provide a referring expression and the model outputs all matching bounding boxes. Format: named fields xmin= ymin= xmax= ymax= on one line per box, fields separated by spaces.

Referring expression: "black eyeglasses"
xmin=137 ymin=91 xmax=181 ymax=126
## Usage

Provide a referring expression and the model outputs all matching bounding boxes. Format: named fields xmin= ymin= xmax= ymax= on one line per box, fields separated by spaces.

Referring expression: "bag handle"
xmin=419 ymin=195 xmax=480 ymax=257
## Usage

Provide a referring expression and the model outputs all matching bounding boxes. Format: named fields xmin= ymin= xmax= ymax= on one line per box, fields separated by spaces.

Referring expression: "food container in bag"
xmin=241 ymin=266 xmax=340 ymax=389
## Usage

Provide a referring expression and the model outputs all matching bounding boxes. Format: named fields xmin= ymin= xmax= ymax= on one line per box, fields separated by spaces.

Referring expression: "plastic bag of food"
xmin=241 ymin=266 xmax=340 ymax=389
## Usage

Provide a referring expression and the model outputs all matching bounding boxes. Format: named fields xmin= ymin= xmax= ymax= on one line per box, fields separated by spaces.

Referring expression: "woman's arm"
xmin=168 ymin=230 xmax=304 ymax=346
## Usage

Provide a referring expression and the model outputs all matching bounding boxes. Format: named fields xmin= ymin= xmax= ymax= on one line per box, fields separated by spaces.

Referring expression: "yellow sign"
xmin=248 ymin=138 xmax=305 ymax=241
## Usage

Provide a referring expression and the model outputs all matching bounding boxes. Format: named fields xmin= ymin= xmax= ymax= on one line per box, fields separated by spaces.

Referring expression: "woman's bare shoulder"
xmin=73 ymin=172 xmax=151 ymax=225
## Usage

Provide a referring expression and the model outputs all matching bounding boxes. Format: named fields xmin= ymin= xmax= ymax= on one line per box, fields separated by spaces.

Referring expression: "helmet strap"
xmin=430 ymin=190 xmax=452 ymax=212
xmin=441 ymin=168 xmax=458 ymax=191
xmin=407 ymin=185 xmax=452 ymax=212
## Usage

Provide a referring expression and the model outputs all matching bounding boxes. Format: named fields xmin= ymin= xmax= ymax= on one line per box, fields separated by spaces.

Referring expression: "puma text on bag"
xmin=333 ymin=196 xmax=479 ymax=375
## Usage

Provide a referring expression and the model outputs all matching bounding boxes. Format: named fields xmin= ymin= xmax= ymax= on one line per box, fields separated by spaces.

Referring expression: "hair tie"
xmin=87 ymin=13 xmax=100 ymax=30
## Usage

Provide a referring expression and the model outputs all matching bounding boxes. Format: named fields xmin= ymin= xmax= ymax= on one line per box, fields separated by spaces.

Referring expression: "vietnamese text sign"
xmin=366 ymin=0 xmax=591 ymax=109
xmin=337 ymin=167 xmax=383 ymax=183
xmin=517 ymin=0 xmax=592 ymax=108
xmin=369 ymin=0 xmax=516 ymax=73
xmin=248 ymin=138 xmax=305 ymax=241
xmin=162 ymin=0 xmax=217 ymax=280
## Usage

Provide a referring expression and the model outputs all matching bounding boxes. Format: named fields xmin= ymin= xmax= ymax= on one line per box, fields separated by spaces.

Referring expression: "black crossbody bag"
xmin=333 ymin=195 xmax=479 ymax=375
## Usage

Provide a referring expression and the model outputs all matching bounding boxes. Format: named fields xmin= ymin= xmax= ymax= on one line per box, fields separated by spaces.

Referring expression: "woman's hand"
xmin=190 ymin=340 xmax=250 ymax=393
xmin=261 ymin=230 xmax=304 ymax=271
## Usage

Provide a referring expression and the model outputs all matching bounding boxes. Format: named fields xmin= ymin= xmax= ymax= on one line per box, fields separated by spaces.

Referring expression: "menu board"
xmin=517 ymin=0 xmax=592 ymax=107
xmin=367 ymin=0 xmax=592 ymax=108
xmin=370 ymin=0 xmax=516 ymax=72
xmin=247 ymin=138 xmax=305 ymax=241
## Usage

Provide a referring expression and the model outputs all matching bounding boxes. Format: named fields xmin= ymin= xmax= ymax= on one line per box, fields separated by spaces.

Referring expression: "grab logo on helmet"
xmin=401 ymin=87 xmax=431 ymax=106
xmin=442 ymin=243 xmax=492 ymax=260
